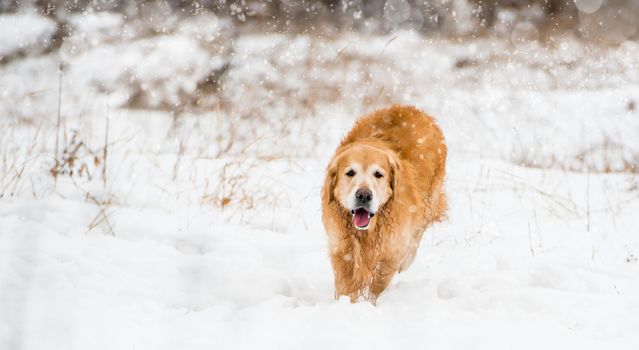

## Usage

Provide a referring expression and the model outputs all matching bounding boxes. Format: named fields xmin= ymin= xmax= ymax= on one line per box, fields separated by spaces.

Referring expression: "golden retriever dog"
xmin=321 ymin=105 xmax=447 ymax=303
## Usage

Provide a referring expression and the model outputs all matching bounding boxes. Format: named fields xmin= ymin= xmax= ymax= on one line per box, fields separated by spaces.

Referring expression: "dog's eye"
xmin=374 ymin=171 xmax=384 ymax=178
xmin=346 ymin=169 xmax=356 ymax=177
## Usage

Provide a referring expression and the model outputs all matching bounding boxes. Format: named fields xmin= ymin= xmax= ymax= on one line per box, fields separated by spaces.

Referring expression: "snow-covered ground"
xmin=1 ymin=11 xmax=639 ymax=350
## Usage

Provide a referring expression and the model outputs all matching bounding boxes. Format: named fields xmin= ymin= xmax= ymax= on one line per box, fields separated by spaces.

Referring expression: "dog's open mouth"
xmin=351 ymin=207 xmax=373 ymax=229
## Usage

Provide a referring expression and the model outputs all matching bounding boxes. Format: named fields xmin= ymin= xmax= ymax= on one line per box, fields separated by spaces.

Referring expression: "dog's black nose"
xmin=355 ymin=188 xmax=373 ymax=204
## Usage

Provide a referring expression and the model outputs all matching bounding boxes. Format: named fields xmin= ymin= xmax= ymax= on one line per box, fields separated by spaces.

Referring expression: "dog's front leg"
xmin=330 ymin=253 xmax=360 ymax=302
xmin=369 ymin=258 xmax=399 ymax=301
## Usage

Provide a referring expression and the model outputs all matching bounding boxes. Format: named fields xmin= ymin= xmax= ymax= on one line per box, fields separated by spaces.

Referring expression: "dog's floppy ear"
xmin=322 ymin=158 xmax=339 ymax=203
xmin=387 ymin=152 xmax=401 ymax=192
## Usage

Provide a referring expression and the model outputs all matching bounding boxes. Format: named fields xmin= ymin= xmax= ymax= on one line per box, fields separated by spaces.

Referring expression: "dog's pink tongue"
xmin=353 ymin=209 xmax=370 ymax=227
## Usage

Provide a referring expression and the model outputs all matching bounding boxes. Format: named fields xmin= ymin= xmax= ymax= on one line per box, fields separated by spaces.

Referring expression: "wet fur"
xmin=321 ymin=105 xmax=447 ymax=303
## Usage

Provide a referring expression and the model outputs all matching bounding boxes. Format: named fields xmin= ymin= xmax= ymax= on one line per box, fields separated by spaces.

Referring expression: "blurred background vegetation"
xmin=1 ymin=0 xmax=638 ymax=44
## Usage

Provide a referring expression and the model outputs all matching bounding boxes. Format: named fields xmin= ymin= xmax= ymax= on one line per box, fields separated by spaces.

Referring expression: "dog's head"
xmin=325 ymin=143 xmax=400 ymax=231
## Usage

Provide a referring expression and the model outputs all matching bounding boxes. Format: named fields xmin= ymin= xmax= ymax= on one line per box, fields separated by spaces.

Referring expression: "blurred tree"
xmin=4 ymin=0 xmax=635 ymax=41
xmin=0 ymin=0 xmax=20 ymax=13
xmin=34 ymin=0 xmax=70 ymax=52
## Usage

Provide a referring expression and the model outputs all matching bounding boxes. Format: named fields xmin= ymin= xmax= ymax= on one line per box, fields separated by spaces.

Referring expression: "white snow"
xmin=2 ymin=156 xmax=638 ymax=350
xmin=1 ymin=12 xmax=639 ymax=350
xmin=0 ymin=14 xmax=57 ymax=57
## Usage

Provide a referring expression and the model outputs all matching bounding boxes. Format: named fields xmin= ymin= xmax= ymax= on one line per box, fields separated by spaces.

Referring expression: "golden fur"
xmin=321 ymin=105 xmax=447 ymax=303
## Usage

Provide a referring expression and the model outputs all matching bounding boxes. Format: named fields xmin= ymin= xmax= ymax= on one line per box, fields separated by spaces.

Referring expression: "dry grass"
xmin=49 ymin=129 xmax=104 ymax=181
xmin=512 ymin=136 xmax=639 ymax=175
